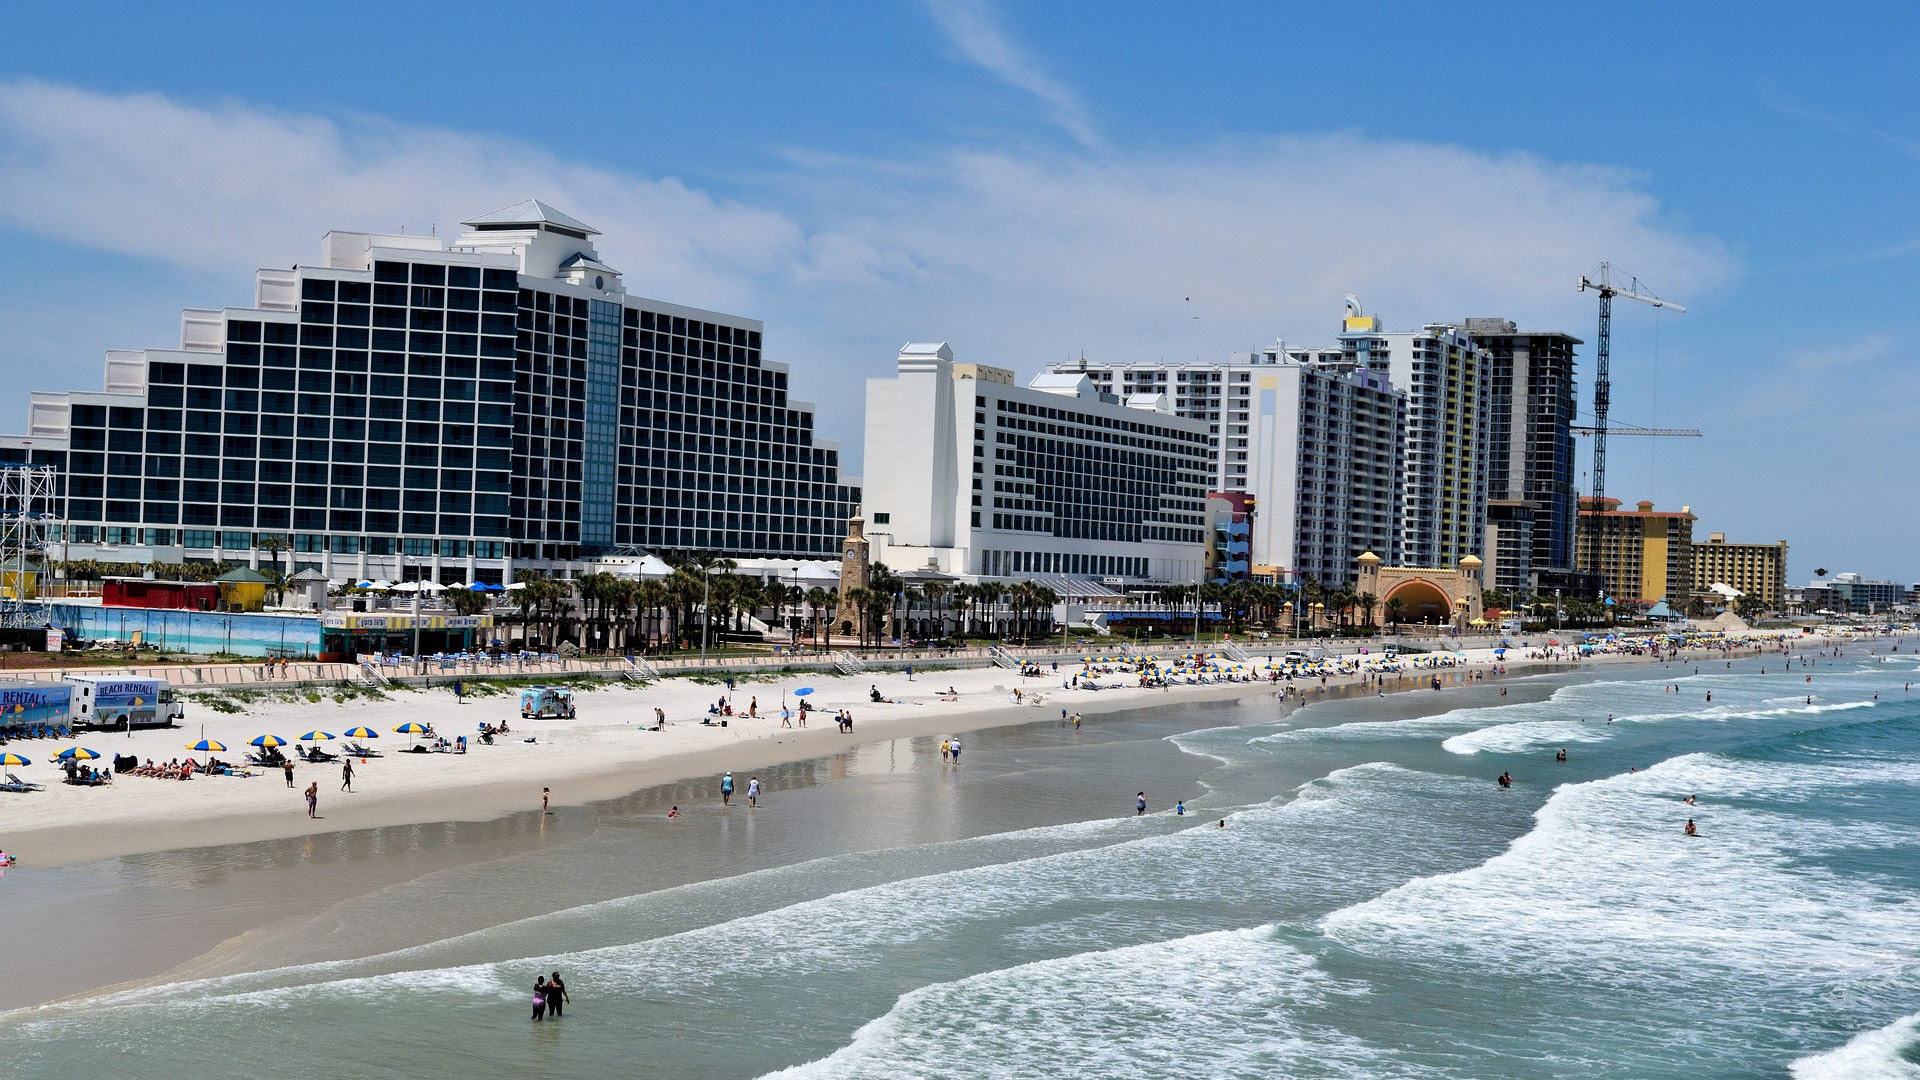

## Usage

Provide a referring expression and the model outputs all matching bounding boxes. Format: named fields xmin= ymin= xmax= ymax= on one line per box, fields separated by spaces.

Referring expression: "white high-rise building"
xmin=862 ymin=344 xmax=1211 ymax=583
xmin=1047 ymin=349 xmax=1403 ymax=588
xmin=1337 ymin=311 xmax=1491 ymax=569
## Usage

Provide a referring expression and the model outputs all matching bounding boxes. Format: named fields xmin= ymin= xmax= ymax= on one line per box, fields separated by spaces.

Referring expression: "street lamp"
xmin=699 ymin=567 xmax=711 ymax=665
xmin=790 ymin=566 xmax=800 ymax=649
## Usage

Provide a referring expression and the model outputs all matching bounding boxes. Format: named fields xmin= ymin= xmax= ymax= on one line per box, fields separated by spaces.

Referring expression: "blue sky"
xmin=0 ymin=1 xmax=1913 ymax=582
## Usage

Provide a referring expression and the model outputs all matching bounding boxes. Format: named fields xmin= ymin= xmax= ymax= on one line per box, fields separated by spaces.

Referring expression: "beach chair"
xmin=2 ymin=772 xmax=42 ymax=793
xmin=454 ymin=735 xmax=467 ymax=754
xmin=344 ymin=741 xmax=382 ymax=758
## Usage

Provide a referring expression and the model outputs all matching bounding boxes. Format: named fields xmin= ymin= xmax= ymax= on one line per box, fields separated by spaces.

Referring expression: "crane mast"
xmin=1575 ymin=263 xmax=1686 ymax=576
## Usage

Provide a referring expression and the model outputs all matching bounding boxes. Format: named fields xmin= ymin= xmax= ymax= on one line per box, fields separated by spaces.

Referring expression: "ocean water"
xmin=5 ymin=646 xmax=1920 ymax=1078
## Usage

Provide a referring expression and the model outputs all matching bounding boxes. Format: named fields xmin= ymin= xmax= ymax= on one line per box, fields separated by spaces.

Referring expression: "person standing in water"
xmin=532 ymin=975 xmax=548 ymax=1021
xmin=546 ymin=971 xmax=570 ymax=1017
xmin=747 ymin=775 xmax=761 ymax=807
xmin=721 ymin=771 xmax=734 ymax=806
xmin=1136 ymin=792 xmax=1148 ymax=816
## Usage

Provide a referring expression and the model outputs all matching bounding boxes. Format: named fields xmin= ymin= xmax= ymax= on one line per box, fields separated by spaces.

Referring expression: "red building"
xmin=101 ymin=578 xmax=220 ymax=611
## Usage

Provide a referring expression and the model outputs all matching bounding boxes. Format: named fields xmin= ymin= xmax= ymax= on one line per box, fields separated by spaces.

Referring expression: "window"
xmin=872 ymin=512 xmax=890 ymax=524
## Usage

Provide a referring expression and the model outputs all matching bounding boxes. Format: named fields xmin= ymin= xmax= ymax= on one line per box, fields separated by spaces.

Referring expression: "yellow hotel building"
xmin=1691 ymin=533 xmax=1789 ymax=610
xmin=1576 ymin=497 xmax=1695 ymax=605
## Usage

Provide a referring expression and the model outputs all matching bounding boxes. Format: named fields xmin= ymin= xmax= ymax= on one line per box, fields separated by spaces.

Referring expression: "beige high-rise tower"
xmin=833 ymin=508 xmax=871 ymax=637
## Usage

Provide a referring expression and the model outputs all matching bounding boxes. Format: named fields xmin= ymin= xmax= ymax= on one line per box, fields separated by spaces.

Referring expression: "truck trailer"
xmin=67 ymin=676 xmax=184 ymax=730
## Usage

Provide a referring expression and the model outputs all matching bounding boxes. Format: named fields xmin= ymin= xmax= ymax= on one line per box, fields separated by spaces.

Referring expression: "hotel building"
xmin=0 ymin=200 xmax=859 ymax=582
xmin=861 ymin=344 xmax=1211 ymax=583
xmin=1691 ymin=533 xmax=1788 ymax=610
xmin=1045 ymin=345 xmax=1404 ymax=589
xmin=1576 ymin=497 xmax=1695 ymax=605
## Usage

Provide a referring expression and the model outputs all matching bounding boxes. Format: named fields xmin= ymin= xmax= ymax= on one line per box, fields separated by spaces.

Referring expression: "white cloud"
xmin=923 ymin=0 xmax=1102 ymax=150
xmin=0 ymin=80 xmax=1735 ymax=473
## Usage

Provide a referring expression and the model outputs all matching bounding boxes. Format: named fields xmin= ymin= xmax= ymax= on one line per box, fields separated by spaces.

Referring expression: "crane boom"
xmin=1569 ymin=425 xmax=1701 ymax=437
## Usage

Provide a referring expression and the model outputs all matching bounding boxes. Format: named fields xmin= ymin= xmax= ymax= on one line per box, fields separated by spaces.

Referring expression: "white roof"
xmin=462 ymin=199 xmax=599 ymax=236
xmin=900 ymin=342 xmax=953 ymax=360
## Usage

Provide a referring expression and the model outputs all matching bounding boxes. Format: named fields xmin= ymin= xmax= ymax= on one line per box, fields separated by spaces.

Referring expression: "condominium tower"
xmin=0 ymin=200 xmax=860 ymax=582
xmin=1576 ymin=497 xmax=1695 ymax=605
xmin=1338 ymin=311 xmax=1491 ymax=570
xmin=1691 ymin=533 xmax=1788 ymax=610
xmin=1459 ymin=318 xmax=1582 ymax=593
xmin=1047 ymin=348 xmax=1403 ymax=588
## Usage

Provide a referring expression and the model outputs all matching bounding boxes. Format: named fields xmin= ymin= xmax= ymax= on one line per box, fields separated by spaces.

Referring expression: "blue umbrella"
xmin=793 ymin=687 xmax=815 ymax=696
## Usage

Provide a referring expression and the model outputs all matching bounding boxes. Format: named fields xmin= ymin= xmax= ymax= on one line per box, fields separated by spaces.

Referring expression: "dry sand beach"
xmin=0 ymin=635 xmax=1768 ymax=867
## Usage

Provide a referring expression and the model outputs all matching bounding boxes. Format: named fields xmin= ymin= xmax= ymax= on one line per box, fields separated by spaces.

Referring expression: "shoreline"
xmin=0 ymin=630 xmax=1825 ymax=1015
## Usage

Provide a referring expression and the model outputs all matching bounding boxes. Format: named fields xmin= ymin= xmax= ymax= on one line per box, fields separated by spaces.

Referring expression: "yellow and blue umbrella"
xmin=187 ymin=739 xmax=227 ymax=753
xmin=249 ymin=735 xmax=289 ymax=749
xmin=0 ymin=752 xmax=30 ymax=767
xmin=299 ymin=731 xmax=336 ymax=742
xmin=55 ymin=747 xmax=102 ymax=761
xmin=393 ymin=723 xmax=430 ymax=735
xmin=342 ymin=726 xmax=380 ymax=740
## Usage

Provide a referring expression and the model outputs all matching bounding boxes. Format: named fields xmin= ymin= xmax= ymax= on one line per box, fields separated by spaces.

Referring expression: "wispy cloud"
xmin=0 ymin=81 xmax=1735 ymax=470
xmin=922 ymin=0 xmax=1102 ymax=150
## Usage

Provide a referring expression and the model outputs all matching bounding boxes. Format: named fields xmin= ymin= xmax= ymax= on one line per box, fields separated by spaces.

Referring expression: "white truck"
xmin=67 ymin=675 xmax=185 ymax=730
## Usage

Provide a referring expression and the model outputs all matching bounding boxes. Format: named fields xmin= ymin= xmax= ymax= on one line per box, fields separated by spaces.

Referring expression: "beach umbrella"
xmin=792 ymin=687 xmax=815 ymax=696
xmin=394 ymin=721 xmax=430 ymax=749
xmin=0 ymin=752 xmax=29 ymax=767
xmin=342 ymin=726 xmax=379 ymax=739
xmin=249 ymin=735 xmax=289 ymax=749
xmin=299 ymin=731 xmax=335 ymax=742
xmin=186 ymin=739 xmax=227 ymax=753
xmin=55 ymin=747 xmax=102 ymax=761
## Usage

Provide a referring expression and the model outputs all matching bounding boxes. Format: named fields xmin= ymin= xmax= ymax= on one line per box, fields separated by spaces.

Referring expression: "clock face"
xmin=595 ymin=276 xmax=605 ymax=290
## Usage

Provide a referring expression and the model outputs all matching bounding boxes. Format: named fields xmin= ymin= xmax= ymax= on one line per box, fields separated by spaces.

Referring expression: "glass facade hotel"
xmin=0 ymin=200 xmax=859 ymax=581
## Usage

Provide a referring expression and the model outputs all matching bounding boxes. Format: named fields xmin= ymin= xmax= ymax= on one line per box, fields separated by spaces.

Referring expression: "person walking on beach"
xmin=283 ymin=759 xmax=295 ymax=788
xmin=749 ymin=696 xmax=758 ymax=718
xmin=940 ymin=739 xmax=951 ymax=762
xmin=542 ymin=787 xmax=551 ymax=815
xmin=532 ymin=975 xmax=549 ymax=1021
xmin=304 ymin=781 xmax=318 ymax=818
xmin=721 ymin=771 xmax=734 ymax=806
xmin=948 ymin=737 xmax=960 ymax=764
xmin=747 ymin=775 xmax=761 ymax=807
xmin=340 ymin=759 xmax=353 ymax=792
xmin=547 ymin=971 xmax=570 ymax=1017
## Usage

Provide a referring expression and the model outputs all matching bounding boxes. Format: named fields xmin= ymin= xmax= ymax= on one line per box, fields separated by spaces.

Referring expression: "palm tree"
xmin=635 ymin=580 xmax=669 ymax=651
xmin=921 ymin=581 xmax=950 ymax=639
xmin=804 ymin=587 xmax=832 ymax=647
xmin=446 ymin=584 xmax=490 ymax=618
xmin=1356 ymin=592 xmax=1379 ymax=633
xmin=1384 ymin=595 xmax=1405 ymax=630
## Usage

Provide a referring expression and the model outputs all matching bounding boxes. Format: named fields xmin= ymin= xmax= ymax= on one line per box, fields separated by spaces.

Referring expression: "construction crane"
xmin=1576 ymin=263 xmax=1686 ymax=573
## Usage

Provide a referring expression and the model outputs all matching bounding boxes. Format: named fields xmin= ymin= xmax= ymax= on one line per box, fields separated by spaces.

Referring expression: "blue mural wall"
xmin=44 ymin=604 xmax=322 ymax=658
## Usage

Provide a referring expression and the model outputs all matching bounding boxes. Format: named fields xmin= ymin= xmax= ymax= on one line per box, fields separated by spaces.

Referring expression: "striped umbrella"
xmin=55 ymin=747 xmax=102 ymax=761
xmin=393 ymin=721 xmax=430 ymax=748
xmin=249 ymin=735 xmax=289 ymax=749
xmin=187 ymin=739 xmax=227 ymax=753
xmin=299 ymin=731 xmax=336 ymax=742
xmin=0 ymin=752 xmax=30 ymax=767
xmin=342 ymin=726 xmax=380 ymax=740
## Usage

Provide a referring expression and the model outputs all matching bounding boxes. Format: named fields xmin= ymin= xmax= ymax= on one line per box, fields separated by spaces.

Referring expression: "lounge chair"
xmin=343 ymin=742 xmax=382 ymax=758
xmin=2 ymin=772 xmax=42 ymax=793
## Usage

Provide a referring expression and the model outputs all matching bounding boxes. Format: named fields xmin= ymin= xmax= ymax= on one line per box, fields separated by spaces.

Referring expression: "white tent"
xmin=792 ymin=561 xmax=841 ymax=584
xmin=620 ymin=555 xmax=675 ymax=579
